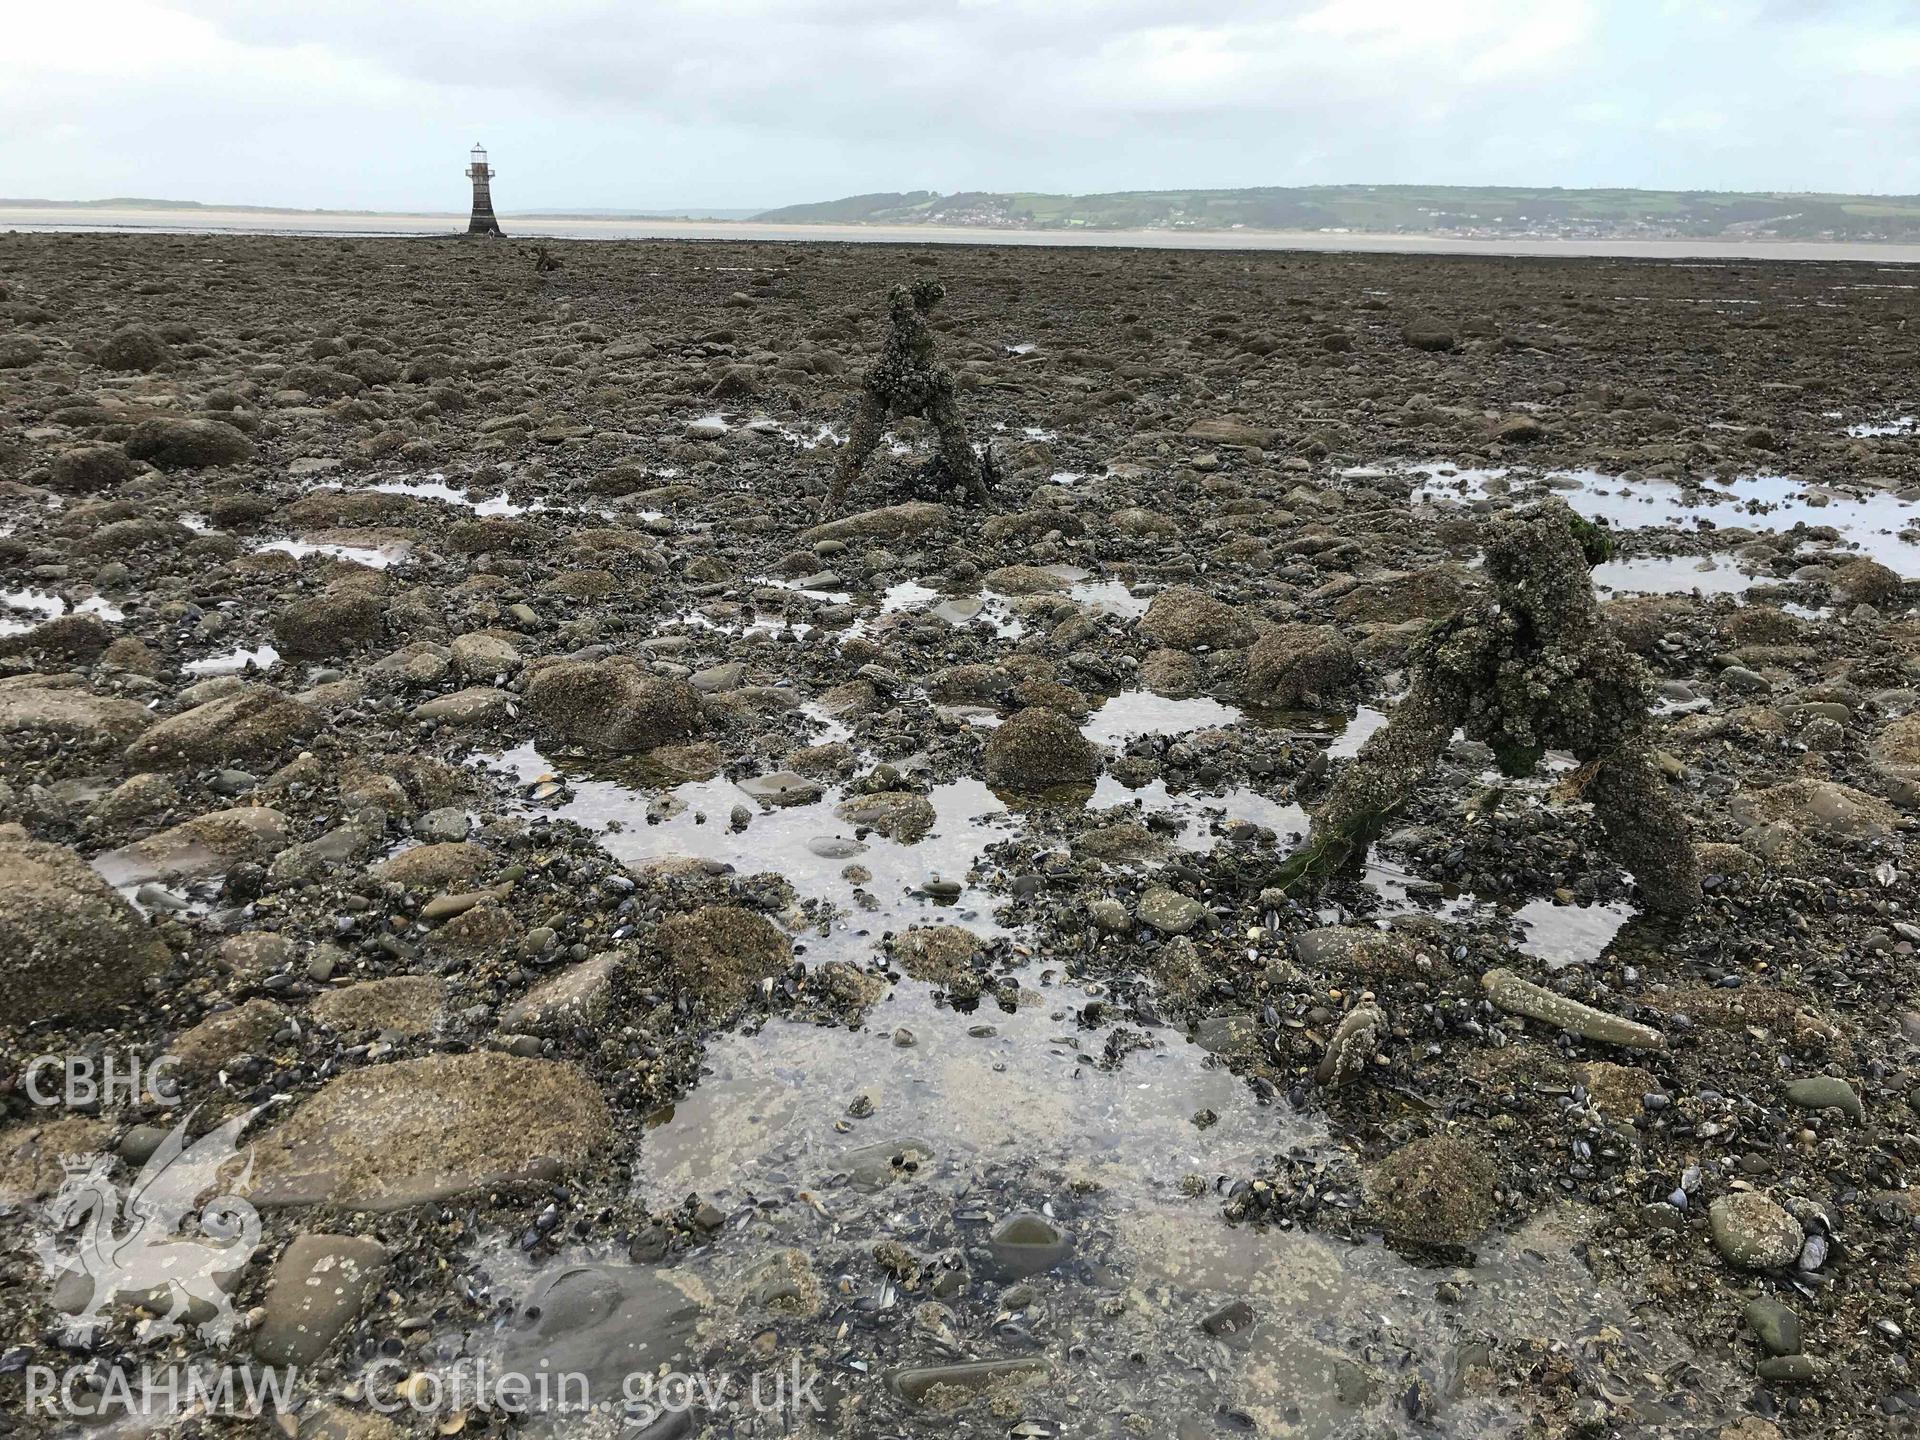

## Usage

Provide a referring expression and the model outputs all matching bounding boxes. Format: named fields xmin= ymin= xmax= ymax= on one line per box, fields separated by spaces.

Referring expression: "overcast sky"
xmin=5 ymin=1 xmax=1918 ymax=212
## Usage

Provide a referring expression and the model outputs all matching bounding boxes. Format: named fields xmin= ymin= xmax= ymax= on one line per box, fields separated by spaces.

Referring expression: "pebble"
xmin=1138 ymin=887 xmax=1207 ymax=935
xmin=1783 ymin=1075 xmax=1864 ymax=1122
xmin=1756 ymin=1355 xmax=1822 ymax=1385
xmin=985 ymin=1212 xmax=1071 ymax=1279
xmin=1709 ymin=1193 xmax=1804 ymax=1270
xmin=1745 ymin=1296 xmax=1803 ymax=1356
xmin=1481 ymin=969 xmax=1662 ymax=1049
xmin=1797 ymin=1233 xmax=1829 ymax=1272
xmin=1201 ymin=1300 xmax=1256 ymax=1337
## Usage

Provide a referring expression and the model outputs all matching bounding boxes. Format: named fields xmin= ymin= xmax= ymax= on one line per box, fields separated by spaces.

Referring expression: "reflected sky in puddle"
xmin=1090 ymin=774 xmax=1309 ymax=851
xmin=1592 ymin=553 xmax=1761 ymax=596
xmin=1513 ymin=896 xmax=1637 ymax=970
xmin=1 ymin=589 xmax=68 ymax=635
xmin=364 ymin=475 xmax=548 ymax=516
xmin=1327 ymin=704 xmax=1389 ymax=759
xmin=866 ymin=570 xmax=1148 ymax=637
xmin=468 ymin=970 xmax=1741 ymax=1438
xmin=184 ymin=643 xmax=280 ymax=676
xmin=482 ymin=742 xmax=1014 ymax=960
xmin=1055 ymin=567 xmax=1151 ymax=618
xmin=638 ymin=981 xmax=1283 ymax=1213
xmin=1 ymin=589 xmax=123 ymax=636
xmin=1846 ymin=415 xmax=1915 ymax=438
xmin=880 ymin=579 xmax=940 ymax=612
xmin=1412 ymin=463 xmax=1920 ymax=574
xmin=253 ymin=537 xmax=411 ymax=569
xmin=1083 ymin=689 xmax=1244 ymax=747
xmin=1353 ymin=853 xmax=1477 ymax=922
xmin=752 ymin=573 xmax=851 ymax=604
xmin=448 ymin=701 xmax=1735 ymax=1434
xmin=857 ymin=582 xmax=1024 ymax=638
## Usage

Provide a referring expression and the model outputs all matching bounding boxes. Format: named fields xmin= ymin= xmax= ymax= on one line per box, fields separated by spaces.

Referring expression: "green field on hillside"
xmin=754 ymin=185 xmax=1920 ymax=240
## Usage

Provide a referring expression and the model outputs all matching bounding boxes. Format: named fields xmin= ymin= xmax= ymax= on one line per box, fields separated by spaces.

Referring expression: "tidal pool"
xmin=1412 ymin=463 xmax=1920 ymax=575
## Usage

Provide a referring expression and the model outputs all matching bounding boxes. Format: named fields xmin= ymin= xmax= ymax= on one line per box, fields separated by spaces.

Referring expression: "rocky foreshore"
xmin=0 ymin=231 xmax=1916 ymax=1438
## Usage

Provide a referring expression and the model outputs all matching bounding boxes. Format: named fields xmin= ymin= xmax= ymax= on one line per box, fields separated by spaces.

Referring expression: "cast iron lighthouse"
xmin=466 ymin=144 xmax=501 ymax=236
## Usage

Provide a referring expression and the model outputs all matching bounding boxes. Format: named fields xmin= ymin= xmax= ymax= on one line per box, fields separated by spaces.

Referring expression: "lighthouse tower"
xmin=466 ymin=144 xmax=502 ymax=236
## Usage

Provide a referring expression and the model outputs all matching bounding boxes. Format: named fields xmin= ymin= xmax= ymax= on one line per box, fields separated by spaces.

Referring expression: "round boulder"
xmin=48 ymin=444 xmax=140 ymax=494
xmin=126 ymin=417 xmax=254 ymax=471
xmin=524 ymin=657 xmax=704 ymax=753
xmin=1708 ymin=1192 xmax=1802 ymax=1270
xmin=1364 ymin=1135 xmax=1498 ymax=1246
xmin=1245 ymin=623 xmax=1357 ymax=707
xmin=96 ymin=325 xmax=173 ymax=373
xmin=1138 ymin=587 xmax=1257 ymax=651
xmin=0 ymin=839 xmax=168 ymax=1024
xmin=982 ymin=706 xmax=1100 ymax=792
xmin=654 ymin=905 xmax=790 ymax=1012
xmin=272 ymin=589 xmax=385 ymax=660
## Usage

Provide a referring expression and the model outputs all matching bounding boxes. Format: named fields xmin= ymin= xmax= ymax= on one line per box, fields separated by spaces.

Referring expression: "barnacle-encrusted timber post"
xmin=1273 ymin=501 xmax=1701 ymax=917
xmin=822 ymin=279 xmax=990 ymax=515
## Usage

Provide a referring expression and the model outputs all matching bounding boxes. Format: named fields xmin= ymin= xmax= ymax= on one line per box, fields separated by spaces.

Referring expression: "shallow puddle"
xmin=1352 ymin=853 xmax=1477 ymax=922
xmin=364 ymin=475 xmax=549 ymax=516
xmin=879 ymin=579 xmax=940 ymax=612
xmin=1592 ymin=552 xmax=1761 ymax=596
xmin=446 ymin=696 xmax=1744 ymax=1437
xmin=482 ymin=743 xmax=1015 ymax=960
xmin=1412 ymin=464 xmax=1920 ymax=575
xmin=253 ymin=537 xmax=411 ymax=569
xmin=1512 ymin=896 xmax=1637 ymax=969
xmin=1327 ymin=705 xmax=1389 ymax=760
xmin=437 ymin=974 xmax=1742 ymax=1438
xmin=0 ymin=589 xmax=123 ymax=636
xmin=1089 ymin=774 xmax=1310 ymax=852
xmin=1846 ymin=415 xmax=1915 ymax=438
xmin=636 ymin=980 xmax=1283 ymax=1211
xmin=0 ymin=588 xmax=66 ymax=635
xmin=183 ymin=643 xmax=280 ymax=676
xmin=1052 ymin=566 xmax=1151 ymax=618
xmin=1083 ymin=689 xmax=1245 ymax=748
xmin=752 ymin=573 xmax=853 ymax=604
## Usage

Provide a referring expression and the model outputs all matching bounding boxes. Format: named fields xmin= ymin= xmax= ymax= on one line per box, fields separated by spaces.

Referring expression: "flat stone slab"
xmin=250 ymin=1052 xmax=610 ymax=1212
xmin=502 ymin=952 xmax=622 ymax=1031
xmin=798 ymin=502 xmax=949 ymax=547
xmin=308 ymin=977 xmax=447 ymax=1037
xmin=739 ymin=770 xmax=825 ymax=807
xmin=0 ymin=685 xmax=153 ymax=748
xmin=409 ymin=686 xmax=512 ymax=725
xmin=253 ymin=1233 xmax=389 ymax=1366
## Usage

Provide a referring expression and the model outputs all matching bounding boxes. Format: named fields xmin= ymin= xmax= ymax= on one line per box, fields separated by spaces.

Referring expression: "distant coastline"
xmin=12 ymin=182 xmax=1920 ymax=244
xmin=6 ymin=201 xmax=1920 ymax=263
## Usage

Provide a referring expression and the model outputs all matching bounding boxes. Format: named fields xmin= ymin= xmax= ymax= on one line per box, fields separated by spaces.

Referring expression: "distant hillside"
xmin=751 ymin=184 xmax=1920 ymax=241
xmin=755 ymin=190 xmax=942 ymax=224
